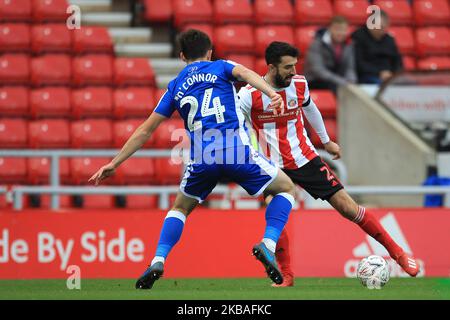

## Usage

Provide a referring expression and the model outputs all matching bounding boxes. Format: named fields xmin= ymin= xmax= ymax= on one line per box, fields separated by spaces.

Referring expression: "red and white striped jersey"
xmin=238 ymin=75 xmax=318 ymax=169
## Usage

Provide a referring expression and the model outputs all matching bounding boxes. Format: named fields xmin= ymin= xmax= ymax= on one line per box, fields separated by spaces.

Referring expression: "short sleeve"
xmin=301 ymin=79 xmax=311 ymax=107
xmin=238 ymin=86 xmax=252 ymax=117
xmin=222 ymin=60 xmax=239 ymax=82
xmin=154 ymin=88 xmax=175 ymax=118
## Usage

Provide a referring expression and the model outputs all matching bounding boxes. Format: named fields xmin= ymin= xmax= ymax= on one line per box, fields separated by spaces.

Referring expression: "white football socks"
xmin=262 ymin=238 xmax=276 ymax=253
xmin=151 ymin=256 xmax=165 ymax=266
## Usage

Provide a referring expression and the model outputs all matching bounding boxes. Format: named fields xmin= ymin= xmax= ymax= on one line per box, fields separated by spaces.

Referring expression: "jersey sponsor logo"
xmin=344 ymin=213 xmax=425 ymax=277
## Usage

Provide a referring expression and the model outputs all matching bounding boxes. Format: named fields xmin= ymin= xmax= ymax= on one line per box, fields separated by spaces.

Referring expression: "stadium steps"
xmin=69 ymin=0 xmax=112 ymax=12
xmin=108 ymin=28 xmax=153 ymax=44
xmin=150 ymin=59 xmax=185 ymax=75
xmin=81 ymin=12 xmax=132 ymax=27
xmin=156 ymin=74 xmax=177 ymax=89
xmin=114 ymin=43 xmax=172 ymax=58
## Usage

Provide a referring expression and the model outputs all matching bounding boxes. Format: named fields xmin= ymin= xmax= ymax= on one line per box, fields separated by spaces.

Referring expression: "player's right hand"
xmin=269 ymin=92 xmax=284 ymax=116
xmin=88 ymin=162 xmax=116 ymax=185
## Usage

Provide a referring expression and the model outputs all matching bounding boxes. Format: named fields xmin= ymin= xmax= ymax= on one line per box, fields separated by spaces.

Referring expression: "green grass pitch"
xmin=0 ymin=278 xmax=449 ymax=300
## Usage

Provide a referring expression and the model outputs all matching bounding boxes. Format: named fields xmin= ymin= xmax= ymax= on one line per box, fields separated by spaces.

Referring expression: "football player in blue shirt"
xmin=89 ymin=29 xmax=296 ymax=289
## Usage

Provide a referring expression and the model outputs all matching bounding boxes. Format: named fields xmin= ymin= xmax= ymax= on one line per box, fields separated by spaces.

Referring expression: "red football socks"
xmin=275 ymin=228 xmax=294 ymax=277
xmin=353 ymin=206 xmax=404 ymax=260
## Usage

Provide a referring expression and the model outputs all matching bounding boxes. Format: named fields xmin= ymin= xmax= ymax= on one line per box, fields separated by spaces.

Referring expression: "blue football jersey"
xmin=154 ymin=60 xmax=251 ymax=161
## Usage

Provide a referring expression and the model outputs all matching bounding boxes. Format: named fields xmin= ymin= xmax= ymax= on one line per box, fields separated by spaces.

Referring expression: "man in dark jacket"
xmin=352 ymin=10 xmax=403 ymax=84
xmin=304 ymin=15 xmax=357 ymax=93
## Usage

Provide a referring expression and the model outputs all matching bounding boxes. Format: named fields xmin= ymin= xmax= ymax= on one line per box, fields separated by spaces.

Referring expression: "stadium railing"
xmin=1 ymin=149 xmax=450 ymax=210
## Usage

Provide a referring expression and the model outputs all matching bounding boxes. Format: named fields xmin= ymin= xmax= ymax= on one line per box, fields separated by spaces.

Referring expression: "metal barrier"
xmin=2 ymin=149 xmax=449 ymax=210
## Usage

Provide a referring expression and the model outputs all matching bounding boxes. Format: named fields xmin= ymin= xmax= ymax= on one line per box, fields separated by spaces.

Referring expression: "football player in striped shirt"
xmin=238 ymin=42 xmax=420 ymax=287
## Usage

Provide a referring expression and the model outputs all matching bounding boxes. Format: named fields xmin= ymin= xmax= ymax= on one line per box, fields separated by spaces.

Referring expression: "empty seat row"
xmin=0 ymin=0 xmax=69 ymax=22
xmin=141 ymin=0 xmax=450 ymax=27
xmin=0 ymin=86 xmax=168 ymax=118
xmin=0 ymin=156 xmax=184 ymax=185
xmin=0 ymin=194 xmax=177 ymax=210
xmin=180 ymin=24 xmax=450 ymax=59
xmin=0 ymin=24 xmax=114 ymax=54
xmin=0 ymin=118 xmax=186 ymax=148
xmin=0 ymin=54 xmax=156 ymax=86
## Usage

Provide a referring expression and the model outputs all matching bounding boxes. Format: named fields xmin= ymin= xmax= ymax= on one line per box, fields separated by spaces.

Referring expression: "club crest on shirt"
xmin=288 ymin=99 xmax=298 ymax=109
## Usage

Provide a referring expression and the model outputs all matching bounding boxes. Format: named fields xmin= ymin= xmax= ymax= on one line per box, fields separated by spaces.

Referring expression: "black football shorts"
xmin=265 ymin=156 xmax=344 ymax=201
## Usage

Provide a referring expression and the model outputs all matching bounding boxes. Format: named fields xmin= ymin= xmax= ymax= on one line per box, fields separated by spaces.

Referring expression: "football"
xmin=357 ymin=255 xmax=390 ymax=289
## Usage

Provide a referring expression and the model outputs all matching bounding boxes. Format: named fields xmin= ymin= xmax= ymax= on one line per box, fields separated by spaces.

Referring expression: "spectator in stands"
xmin=352 ymin=10 xmax=403 ymax=84
xmin=304 ymin=15 xmax=357 ymax=93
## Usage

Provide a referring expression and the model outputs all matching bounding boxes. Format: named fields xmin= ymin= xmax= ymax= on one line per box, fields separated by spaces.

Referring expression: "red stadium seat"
xmin=403 ymin=56 xmax=416 ymax=71
xmin=182 ymin=24 xmax=214 ymax=42
xmin=294 ymin=26 xmax=320 ymax=56
xmin=28 ymin=119 xmax=70 ymax=148
xmin=415 ymin=27 xmax=450 ymax=57
xmin=0 ymin=23 xmax=30 ymax=52
xmin=30 ymin=87 xmax=71 ymax=118
xmin=31 ymin=24 xmax=72 ymax=53
xmin=113 ymin=87 xmax=155 ymax=119
xmin=373 ymin=0 xmax=412 ymax=26
xmin=295 ymin=0 xmax=333 ymax=25
xmin=32 ymin=0 xmax=69 ymax=22
xmin=113 ymin=119 xmax=155 ymax=148
xmin=27 ymin=157 xmax=70 ymax=184
xmin=255 ymin=25 xmax=294 ymax=57
xmin=125 ymin=195 xmax=158 ymax=209
xmin=72 ymin=54 xmax=113 ymax=86
xmin=255 ymin=57 xmax=267 ymax=75
xmin=214 ymin=24 xmax=254 ymax=58
xmin=69 ymin=157 xmax=111 ymax=184
xmin=39 ymin=195 xmax=73 ymax=208
xmin=0 ymin=86 xmax=29 ymax=116
xmin=213 ymin=0 xmax=253 ymax=25
xmin=173 ymin=0 xmax=212 ymax=28
xmin=0 ymin=157 xmax=27 ymax=184
xmin=0 ymin=0 xmax=31 ymax=22
xmin=417 ymin=56 xmax=450 ymax=71
xmin=310 ymin=90 xmax=337 ymax=118
xmin=73 ymin=26 xmax=113 ymax=54
xmin=71 ymin=119 xmax=112 ymax=148
xmin=71 ymin=87 xmax=113 ymax=119
xmin=226 ymin=54 xmax=255 ymax=71
xmin=307 ymin=118 xmax=337 ymax=147
xmin=114 ymin=57 xmax=155 ymax=87
xmin=325 ymin=119 xmax=337 ymax=142
xmin=114 ymin=158 xmax=156 ymax=185
xmin=254 ymin=0 xmax=294 ymax=25
xmin=152 ymin=119 xmax=186 ymax=149
xmin=31 ymin=54 xmax=71 ymax=86
xmin=154 ymin=88 xmax=166 ymax=102
xmin=334 ymin=0 xmax=368 ymax=25
xmin=0 ymin=54 xmax=30 ymax=84
xmin=82 ymin=195 xmax=115 ymax=209
xmin=0 ymin=118 xmax=27 ymax=148
xmin=413 ymin=0 xmax=450 ymax=26
xmin=388 ymin=27 xmax=415 ymax=55
xmin=154 ymin=157 xmax=183 ymax=185
xmin=142 ymin=0 xmax=172 ymax=23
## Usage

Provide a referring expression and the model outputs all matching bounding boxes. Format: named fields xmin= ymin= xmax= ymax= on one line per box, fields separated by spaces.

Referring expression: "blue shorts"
xmin=180 ymin=146 xmax=278 ymax=202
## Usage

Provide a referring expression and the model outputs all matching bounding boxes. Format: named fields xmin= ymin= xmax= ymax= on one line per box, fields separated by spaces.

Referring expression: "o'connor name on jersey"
xmin=174 ymin=73 xmax=218 ymax=101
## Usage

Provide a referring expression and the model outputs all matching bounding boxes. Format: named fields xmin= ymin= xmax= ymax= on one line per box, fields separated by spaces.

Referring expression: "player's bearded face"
xmin=273 ymin=56 xmax=297 ymax=88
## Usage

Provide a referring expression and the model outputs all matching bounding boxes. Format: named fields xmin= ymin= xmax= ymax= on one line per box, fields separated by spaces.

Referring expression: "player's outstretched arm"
xmin=88 ymin=112 xmax=167 ymax=185
xmin=232 ymin=65 xmax=284 ymax=115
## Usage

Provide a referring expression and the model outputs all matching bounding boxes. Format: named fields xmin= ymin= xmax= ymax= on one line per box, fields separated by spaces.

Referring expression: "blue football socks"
xmin=262 ymin=192 xmax=295 ymax=252
xmin=151 ymin=210 xmax=186 ymax=265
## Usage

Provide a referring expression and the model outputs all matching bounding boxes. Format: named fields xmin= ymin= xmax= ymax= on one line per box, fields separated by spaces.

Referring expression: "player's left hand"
xmin=88 ymin=162 xmax=116 ymax=185
xmin=324 ymin=141 xmax=341 ymax=160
